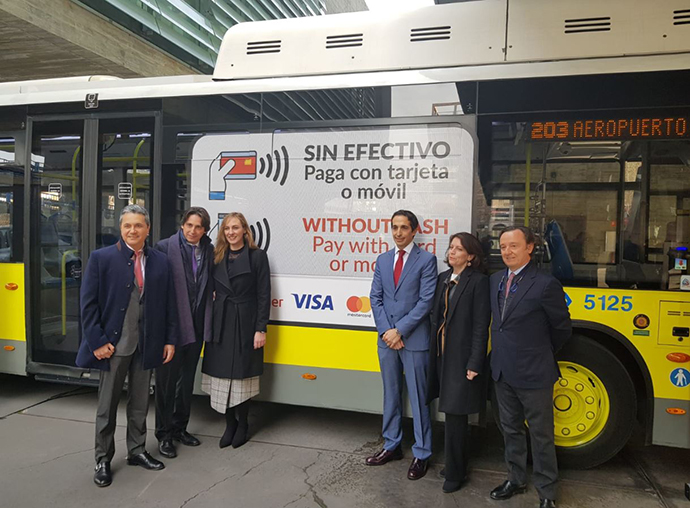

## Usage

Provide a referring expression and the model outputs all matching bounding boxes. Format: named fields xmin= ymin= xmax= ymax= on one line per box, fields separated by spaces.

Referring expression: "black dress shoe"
xmin=540 ymin=499 xmax=556 ymax=508
xmin=407 ymin=458 xmax=428 ymax=480
xmin=127 ymin=451 xmax=165 ymax=471
xmin=158 ymin=439 xmax=177 ymax=458
xmin=365 ymin=446 xmax=403 ymax=466
xmin=173 ymin=430 xmax=201 ymax=447
xmin=93 ymin=462 xmax=112 ymax=487
xmin=490 ymin=480 xmax=527 ymax=500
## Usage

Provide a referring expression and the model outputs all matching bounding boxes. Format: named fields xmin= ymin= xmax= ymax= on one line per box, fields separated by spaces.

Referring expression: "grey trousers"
xmin=494 ymin=379 xmax=558 ymax=500
xmin=95 ymin=348 xmax=152 ymax=464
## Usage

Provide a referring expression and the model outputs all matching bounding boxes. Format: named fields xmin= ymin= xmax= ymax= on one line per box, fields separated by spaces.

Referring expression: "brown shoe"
xmin=365 ymin=446 xmax=403 ymax=466
xmin=407 ymin=458 xmax=428 ymax=480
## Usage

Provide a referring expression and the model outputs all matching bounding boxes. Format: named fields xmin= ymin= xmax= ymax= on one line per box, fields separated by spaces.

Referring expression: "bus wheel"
xmin=554 ymin=334 xmax=636 ymax=469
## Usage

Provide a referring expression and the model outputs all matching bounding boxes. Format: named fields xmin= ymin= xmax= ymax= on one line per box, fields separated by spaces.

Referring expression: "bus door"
xmin=0 ymin=122 xmax=26 ymax=376
xmin=26 ymin=114 xmax=160 ymax=375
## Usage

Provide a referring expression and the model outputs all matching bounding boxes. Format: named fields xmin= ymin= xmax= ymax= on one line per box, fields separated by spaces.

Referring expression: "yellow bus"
xmin=0 ymin=1 xmax=688 ymax=469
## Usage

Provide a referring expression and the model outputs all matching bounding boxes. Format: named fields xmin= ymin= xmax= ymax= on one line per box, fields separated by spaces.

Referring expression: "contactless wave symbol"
xmin=209 ymin=215 xmax=271 ymax=252
xmin=208 ymin=147 xmax=290 ymax=200
xmin=250 ymin=218 xmax=271 ymax=252
xmin=258 ymin=146 xmax=290 ymax=187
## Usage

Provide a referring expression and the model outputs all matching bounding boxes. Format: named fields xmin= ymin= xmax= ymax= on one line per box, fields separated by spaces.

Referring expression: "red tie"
xmin=505 ymin=272 xmax=514 ymax=299
xmin=134 ymin=250 xmax=144 ymax=294
xmin=394 ymin=250 xmax=405 ymax=286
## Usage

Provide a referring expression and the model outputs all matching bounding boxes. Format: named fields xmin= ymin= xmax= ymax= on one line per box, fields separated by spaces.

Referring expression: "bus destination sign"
xmin=530 ymin=116 xmax=689 ymax=141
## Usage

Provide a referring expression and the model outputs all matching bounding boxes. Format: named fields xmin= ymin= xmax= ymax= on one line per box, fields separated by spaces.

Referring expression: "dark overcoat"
xmin=155 ymin=231 xmax=213 ymax=345
xmin=201 ymin=246 xmax=270 ymax=379
xmin=426 ymin=268 xmax=490 ymax=415
xmin=489 ymin=262 xmax=572 ymax=389
xmin=76 ymin=239 xmax=178 ymax=371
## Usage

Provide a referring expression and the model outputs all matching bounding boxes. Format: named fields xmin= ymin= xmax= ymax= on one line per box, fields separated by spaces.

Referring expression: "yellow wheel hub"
xmin=552 ymin=362 xmax=610 ymax=447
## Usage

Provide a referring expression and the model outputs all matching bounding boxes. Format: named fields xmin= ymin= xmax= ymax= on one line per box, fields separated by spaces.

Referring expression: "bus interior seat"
xmin=544 ymin=220 xmax=574 ymax=282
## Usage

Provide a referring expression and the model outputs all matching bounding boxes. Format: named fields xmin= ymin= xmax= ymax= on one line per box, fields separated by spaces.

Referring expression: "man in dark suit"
xmin=367 ymin=210 xmax=437 ymax=480
xmin=489 ymin=226 xmax=572 ymax=508
xmin=77 ymin=205 xmax=180 ymax=487
xmin=154 ymin=207 xmax=214 ymax=458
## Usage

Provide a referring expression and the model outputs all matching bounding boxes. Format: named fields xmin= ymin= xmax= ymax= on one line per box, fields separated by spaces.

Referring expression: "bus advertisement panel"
xmin=190 ymin=124 xmax=474 ymax=328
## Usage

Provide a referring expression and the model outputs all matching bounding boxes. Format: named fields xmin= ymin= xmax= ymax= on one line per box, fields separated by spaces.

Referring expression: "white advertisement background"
xmin=269 ymin=275 xmax=376 ymax=327
xmin=191 ymin=124 xmax=475 ymax=327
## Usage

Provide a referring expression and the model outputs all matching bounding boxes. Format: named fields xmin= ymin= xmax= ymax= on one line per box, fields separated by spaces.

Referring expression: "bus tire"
xmin=554 ymin=334 xmax=636 ymax=469
xmin=490 ymin=334 xmax=636 ymax=470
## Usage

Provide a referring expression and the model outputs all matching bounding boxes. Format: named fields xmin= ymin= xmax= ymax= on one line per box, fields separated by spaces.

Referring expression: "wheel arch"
xmin=571 ymin=320 xmax=654 ymax=445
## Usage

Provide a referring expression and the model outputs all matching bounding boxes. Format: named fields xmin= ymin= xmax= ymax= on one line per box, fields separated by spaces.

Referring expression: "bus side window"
xmin=0 ymin=134 xmax=23 ymax=263
xmin=481 ymin=120 xmax=690 ymax=291
xmin=648 ymin=145 xmax=690 ymax=290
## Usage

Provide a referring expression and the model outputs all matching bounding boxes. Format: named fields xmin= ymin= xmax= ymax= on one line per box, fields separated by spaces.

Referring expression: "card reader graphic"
xmin=209 ymin=151 xmax=257 ymax=200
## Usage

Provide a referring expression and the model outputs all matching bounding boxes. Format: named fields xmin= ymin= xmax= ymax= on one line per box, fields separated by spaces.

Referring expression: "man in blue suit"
xmin=489 ymin=226 xmax=571 ymax=508
xmin=368 ymin=210 xmax=437 ymax=480
xmin=77 ymin=205 xmax=181 ymax=487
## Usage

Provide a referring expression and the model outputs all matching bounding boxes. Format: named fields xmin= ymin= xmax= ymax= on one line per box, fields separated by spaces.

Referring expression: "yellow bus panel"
xmin=565 ymin=287 xmax=690 ymax=401
xmin=0 ymin=263 xmax=25 ymax=342
xmin=264 ymin=324 xmax=380 ymax=373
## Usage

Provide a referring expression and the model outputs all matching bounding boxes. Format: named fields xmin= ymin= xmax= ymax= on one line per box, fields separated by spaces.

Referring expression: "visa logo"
xmin=292 ymin=293 xmax=334 ymax=311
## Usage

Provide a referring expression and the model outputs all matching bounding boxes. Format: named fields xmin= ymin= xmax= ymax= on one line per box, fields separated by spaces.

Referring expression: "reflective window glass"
xmin=481 ymin=118 xmax=690 ymax=290
xmin=0 ymin=135 xmax=23 ymax=263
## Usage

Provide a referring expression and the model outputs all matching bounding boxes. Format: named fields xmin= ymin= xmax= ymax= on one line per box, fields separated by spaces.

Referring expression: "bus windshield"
xmin=481 ymin=117 xmax=690 ymax=291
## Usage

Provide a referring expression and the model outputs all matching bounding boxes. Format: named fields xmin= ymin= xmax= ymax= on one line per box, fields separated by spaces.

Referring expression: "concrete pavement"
xmin=0 ymin=374 xmax=687 ymax=508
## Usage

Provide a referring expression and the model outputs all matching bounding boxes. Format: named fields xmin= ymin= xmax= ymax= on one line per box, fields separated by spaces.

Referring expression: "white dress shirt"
xmin=394 ymin=242 xmax=414 ymax=274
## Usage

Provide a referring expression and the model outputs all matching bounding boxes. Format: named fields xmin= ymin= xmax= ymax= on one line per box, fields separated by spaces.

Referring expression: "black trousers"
xmin=494 ymin=379 xmax=558 ymax=500
xmin=444 ymin=413 xmax=469 ymax=483
xmin=95 ymin=348 xmax=151 ymax=464
xmin=154 ymin=339 xmax=203 ymax=441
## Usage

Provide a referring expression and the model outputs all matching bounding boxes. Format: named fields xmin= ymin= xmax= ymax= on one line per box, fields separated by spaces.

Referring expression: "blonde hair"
xmin=214 ymin=212 xmax=258 ymax=265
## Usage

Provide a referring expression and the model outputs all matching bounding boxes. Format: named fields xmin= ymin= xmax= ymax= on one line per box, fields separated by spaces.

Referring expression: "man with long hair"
xmin=154 ymin=207 xmax=214 ymax=458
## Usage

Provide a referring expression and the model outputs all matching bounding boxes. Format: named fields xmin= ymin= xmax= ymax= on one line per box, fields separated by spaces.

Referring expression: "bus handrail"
xmin=132 ymin=139 xmax=146 ymax=201
xmin=61 ymin=249 xmax=79 ymax=336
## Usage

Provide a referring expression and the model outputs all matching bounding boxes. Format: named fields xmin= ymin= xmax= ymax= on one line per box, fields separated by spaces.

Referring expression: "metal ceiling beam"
xmin=72 ymin=0 xmax=327 ymax=71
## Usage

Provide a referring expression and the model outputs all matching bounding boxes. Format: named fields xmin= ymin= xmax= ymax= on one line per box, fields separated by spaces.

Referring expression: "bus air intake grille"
xmin=668 ymin=311 xmax=681 ymax=316
xmin=326 ymin=34 xmax=363 ymax=49
xmin=247 ymin=40 xmax=281 ymax=55
xmin=410 ymin=26 xmax=451 ymax=42
xmin=674 ymin=9 xmax=690 ymax=25
xmin=564 ymin=17 xmax=611 ymax=34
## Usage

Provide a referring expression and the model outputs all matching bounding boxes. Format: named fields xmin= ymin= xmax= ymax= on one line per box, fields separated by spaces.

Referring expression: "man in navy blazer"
xmin=367 ymin=210 xmax=437 ymax=480
xmin=77 ymin=205 xmax=180 ymax=488
xmin=489 ymin=226 xmax=571 ymax=508
xmin=154 ymin=207 xmax=214 ymax=458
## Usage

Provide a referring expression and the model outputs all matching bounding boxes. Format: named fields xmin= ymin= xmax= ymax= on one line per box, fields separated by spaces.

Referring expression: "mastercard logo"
xmin=347 ymin=296 xmax=371 ymax=313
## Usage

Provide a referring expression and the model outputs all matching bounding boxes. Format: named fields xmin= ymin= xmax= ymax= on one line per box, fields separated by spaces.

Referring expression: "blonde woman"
xmin=201 ymin=213 xmax=271 ymax=448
